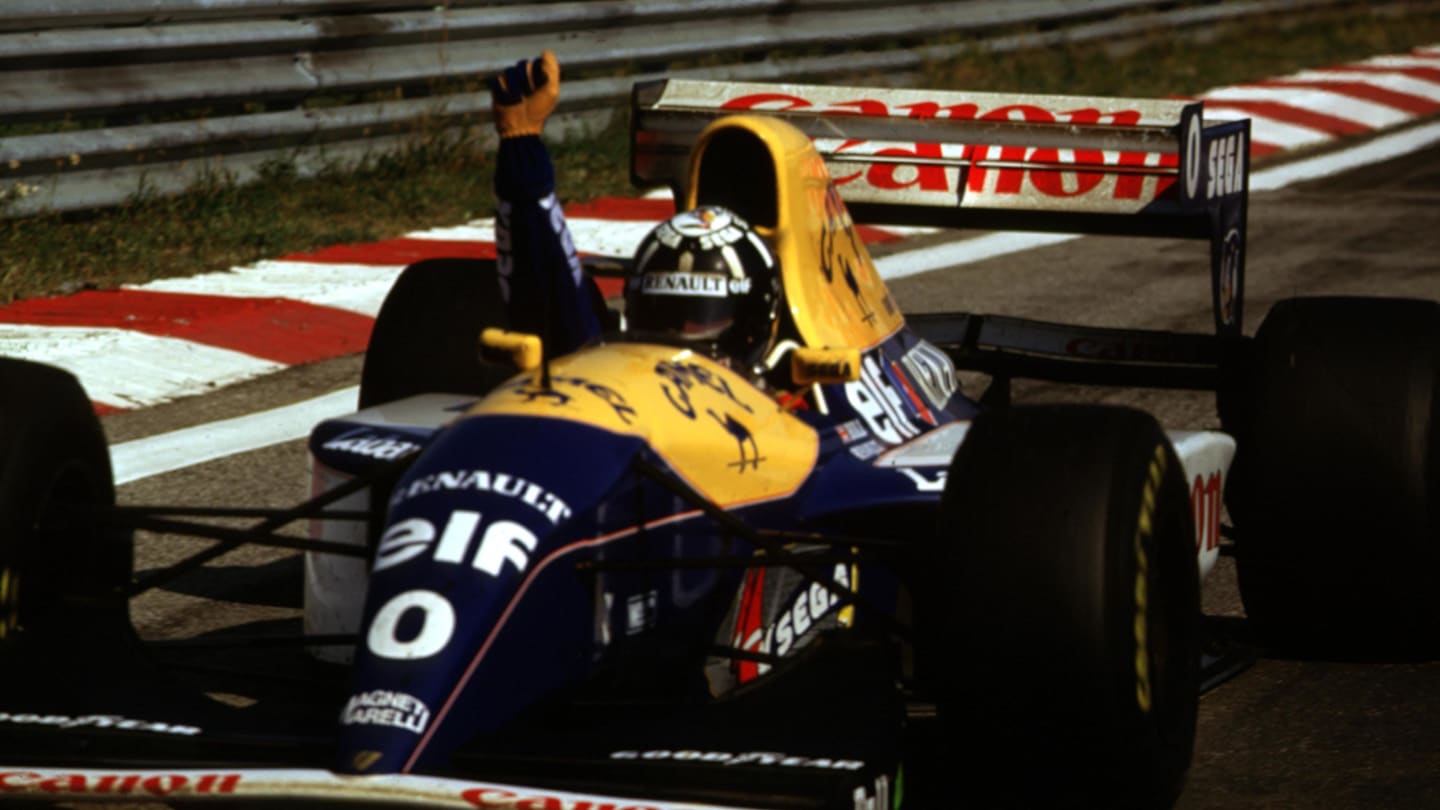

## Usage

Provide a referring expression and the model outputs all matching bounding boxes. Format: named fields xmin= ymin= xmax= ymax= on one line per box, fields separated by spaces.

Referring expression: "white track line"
xmin=111 ymin=386 xmax=359 ymax=485
xmin=109 ymin=121 xmax=1440 ymax=484
xmin=875 ymin=232 xmax=1080 ymax=280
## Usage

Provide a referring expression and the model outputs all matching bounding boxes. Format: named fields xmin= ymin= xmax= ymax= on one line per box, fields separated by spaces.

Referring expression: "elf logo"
xmin=373 ymin=510 xmax=537 ymax=577
xmin=843 ymin=354 xmax=921 ymax=445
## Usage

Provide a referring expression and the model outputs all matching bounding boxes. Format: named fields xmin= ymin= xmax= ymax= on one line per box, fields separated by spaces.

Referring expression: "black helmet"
xmin=625 ymin=206 xmax=781 ymax=369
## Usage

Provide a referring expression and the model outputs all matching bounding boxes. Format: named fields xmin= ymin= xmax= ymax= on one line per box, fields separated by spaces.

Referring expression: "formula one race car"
xmin=1 ymin=78 xmax=1435 ymax=810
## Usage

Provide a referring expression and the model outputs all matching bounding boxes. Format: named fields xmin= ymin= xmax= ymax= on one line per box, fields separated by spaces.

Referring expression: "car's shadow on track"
xmin=136 ymin=553 xmax=304 ymax=609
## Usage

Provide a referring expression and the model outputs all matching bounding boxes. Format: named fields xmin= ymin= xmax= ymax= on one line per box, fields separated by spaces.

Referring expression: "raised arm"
xmin=488 ymin=50 xmax=600 ymax=355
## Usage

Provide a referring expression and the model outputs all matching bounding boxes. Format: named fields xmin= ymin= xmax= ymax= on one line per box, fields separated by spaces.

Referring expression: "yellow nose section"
xmin=468 ymin=343 xmax=819 ymax=508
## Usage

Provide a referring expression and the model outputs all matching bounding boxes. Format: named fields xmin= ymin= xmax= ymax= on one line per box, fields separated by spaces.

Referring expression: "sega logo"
xmin=734 ymin=563 xmax=854 ymax=677
xmin=1206 ymin=133 xmax=1244 ymax=200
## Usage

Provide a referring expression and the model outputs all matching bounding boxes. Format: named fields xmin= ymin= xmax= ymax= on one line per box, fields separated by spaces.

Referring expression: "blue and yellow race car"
xmin=1 ymin=77 xmax=1434 ymax=810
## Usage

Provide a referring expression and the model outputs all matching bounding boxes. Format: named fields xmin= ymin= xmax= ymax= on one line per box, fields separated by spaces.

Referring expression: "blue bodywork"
xmin=310 ymin=329 xmax=977 ymax=774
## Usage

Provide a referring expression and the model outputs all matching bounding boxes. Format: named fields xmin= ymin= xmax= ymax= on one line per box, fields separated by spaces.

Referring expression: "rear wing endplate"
xmin=631 ymin=79 xmax=1250 ymax=337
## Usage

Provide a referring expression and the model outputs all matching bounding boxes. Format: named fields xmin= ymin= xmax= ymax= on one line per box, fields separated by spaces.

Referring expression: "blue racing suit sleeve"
xmin=494 ymin=135 xmax=601 ymax=355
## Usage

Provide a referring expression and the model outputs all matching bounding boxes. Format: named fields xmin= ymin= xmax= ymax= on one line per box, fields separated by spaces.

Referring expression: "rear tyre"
xmin=359 ymin=258 xmax=514 ymax=408
xmin=0 ymin=359 xmax=130 ymax=652
xmin=1223 ymin=297 xmax=1439 ymax=658
xmin=924 ymin=405 xmax=1199 ymax=809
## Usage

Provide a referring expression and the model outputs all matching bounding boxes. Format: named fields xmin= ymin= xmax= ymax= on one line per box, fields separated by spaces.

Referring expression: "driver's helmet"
xmin=625 ymin=206 xmax=782 ymax=370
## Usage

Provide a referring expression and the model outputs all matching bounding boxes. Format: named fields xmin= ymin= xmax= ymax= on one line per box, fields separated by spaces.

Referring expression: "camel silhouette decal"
xmin=707 ymin=409 xmax=764 ymax=472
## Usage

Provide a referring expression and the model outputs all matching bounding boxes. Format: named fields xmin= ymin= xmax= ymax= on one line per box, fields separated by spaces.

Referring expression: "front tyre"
xmin=926 ymin=405 xmax=1199 ymax=809
xmin=0 ymin=359 xmax=130 ymax=653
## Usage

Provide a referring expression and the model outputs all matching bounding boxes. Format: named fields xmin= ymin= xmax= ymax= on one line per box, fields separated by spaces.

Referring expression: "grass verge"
xmin=1 ymin=5 xmax=1438 ymax=305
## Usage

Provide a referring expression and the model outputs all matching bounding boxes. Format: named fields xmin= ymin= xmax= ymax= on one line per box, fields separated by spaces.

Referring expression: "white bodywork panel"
xmin=305 ymin=393 xmax=476 ymax=664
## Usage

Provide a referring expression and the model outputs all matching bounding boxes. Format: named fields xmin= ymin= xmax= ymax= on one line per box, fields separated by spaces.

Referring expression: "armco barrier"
xmin=0 ymin=0 xmax=1375 ymax=215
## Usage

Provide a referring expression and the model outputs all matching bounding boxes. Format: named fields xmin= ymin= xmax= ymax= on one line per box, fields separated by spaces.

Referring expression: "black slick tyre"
xmin=1224 ymin=297 xmax=1439 ymax=658
xmin=925 ymin=405 xmax=1200 ymax=809
xmin=0 ymin=358 xmax=130 ymax=652
xmin=359 ymin=258 xmax=514 ymax=408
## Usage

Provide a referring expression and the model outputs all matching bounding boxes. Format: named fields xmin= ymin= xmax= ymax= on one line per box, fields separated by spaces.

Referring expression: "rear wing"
xmin=631 ymin=79 xmax=1250 ymax=337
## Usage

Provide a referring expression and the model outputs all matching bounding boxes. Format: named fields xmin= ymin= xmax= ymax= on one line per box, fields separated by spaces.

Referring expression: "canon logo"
xmin=0 ymin=772 xmax=240 ymax=797
xmin=463 ymin=787 xmax=661 ymax=810
xmin=720 ymin=92 xmax=1178 ymax=202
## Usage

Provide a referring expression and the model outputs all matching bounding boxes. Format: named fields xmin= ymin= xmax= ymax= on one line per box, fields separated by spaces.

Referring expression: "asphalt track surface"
xmin=99 ymin=133 xmax=1440 ymax=809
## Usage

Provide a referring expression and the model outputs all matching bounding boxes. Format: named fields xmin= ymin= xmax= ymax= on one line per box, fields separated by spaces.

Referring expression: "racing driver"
xmin=488 ymin=51 xmax=786 ymax=382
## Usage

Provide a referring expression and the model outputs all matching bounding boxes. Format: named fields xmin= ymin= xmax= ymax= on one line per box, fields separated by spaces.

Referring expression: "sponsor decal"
xmin=820 ymin=184 xmax=886 ymax=325
xmin=389 ymin=469 xmax=572 ymax=523
xmin=844 ymin=354 xmax=922 ymax=445
xmin=322 ymin=429 xmax=422 ymax=461
xmin=1132 ymin=445 xmax=1167 ymax=714
xmin=498 ymin=193 xmax=584 ymax=301
xmin=498 ymin=376 xmax=637 ymax=425
xmin=1218 ymin=227 xmax=1241 ymax=327
xmin=899 ymin=341 xmax=957 ymax=410
xmin=732 ymin=563 xmax=855 ymax=680
xmin=1184 ymin=114 xmax=1202 ymax=200
xmin=0 ymin=771 xmax=240 ymax=796
xmin=367 ymin=589 xmax=456 ymax=661
xmin=639 ymin=272 xmax=750 ymax=298
xmin=660 ymin=207 xmax=749 ymax=248
xmin=896 ymin=467 xmax=946 ymax=492
xmin=1206 ymin=132 xmax=1245 ymax=200
xmin=853 ymin=774 xmax=892 ymax=810
xmin=374 ymin=510 xmax=541 ymax=576
xmin=794 ymin=354 xmax=857 ymax=383
xmin=721 ymin=92 xmax=1178 ymax=203
xmin=655 ymin=360 xmax=765 ymax=473
xmin=341 ymin=689 xmax=431 ymax=735
xmin=708 ymin=408 xmax=765 ymax=472
xmin=655 ymin=360 xmax=753 ymax=420
xmin=1064 ymin=335 xmax=1204 ymax=363
xmin=625 ymin=591 xmax=658 ymax=636
xmin=848 ymin=439 xmax=883 ymax=461
xmin=0 ymin=712 xmax=199 ymax=736
xmin=1191 ymin=471 xmax=1223 ymax=554
xmin=610 ymin=750 xmax=865 ymax=770
xmin=463 ymin=787 xmax=661 ymax=810
xmin=887 ymin=360 xmax=935 ymax=426
xmin=834 ymin=418 xmax=869 ymax=445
